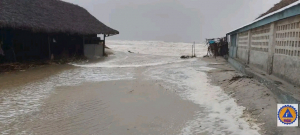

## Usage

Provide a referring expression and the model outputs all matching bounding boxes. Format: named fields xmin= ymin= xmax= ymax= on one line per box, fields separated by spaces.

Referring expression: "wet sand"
xmin=0 ymin=64 xmax=75 ymax=90
xmin=10 ymin=73 xmax=199 ymax=135
xmin=203 ymin=57 xmax=300 ymax=135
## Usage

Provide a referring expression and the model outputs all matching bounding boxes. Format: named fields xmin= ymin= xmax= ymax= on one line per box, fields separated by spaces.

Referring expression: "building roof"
xmin=0 ymin=0 xmax=119 ymax=35
xmin=227 ymin=0 xmax=300 ymax=35
xmin=257 ymin=0 xmax=298 ymax=19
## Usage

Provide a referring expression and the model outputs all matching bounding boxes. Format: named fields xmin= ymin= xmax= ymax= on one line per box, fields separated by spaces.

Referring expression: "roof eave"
xmin=227 ymin=1 xmax=300 ymax=35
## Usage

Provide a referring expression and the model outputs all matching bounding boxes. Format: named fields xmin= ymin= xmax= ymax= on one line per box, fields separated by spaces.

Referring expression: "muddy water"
xmin=22 ymin=79 xmax=199 ymax=135
xmin=0 ymin=40 xmax=260 ymax=135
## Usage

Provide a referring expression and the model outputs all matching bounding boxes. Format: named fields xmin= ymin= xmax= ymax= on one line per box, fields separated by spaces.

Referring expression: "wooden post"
xmin=12 ymin=46 xmax=16 ymax=62
xmin=82 ymin=36 xmax=85 ymax=57
xmin=103 ymin=34 xmax=106 ymax=56
xmin=48 ymin=35 xmax=51 ymax=59
xmin=192 ymin=42 xmax=194 ymax=57
xmin=247 ymin=31 xmax=251 ymax=64
xmin=191 ymin=43 xmax=193 ymax=57
xmin=193 ymin=42 xmax=196 ymax=57
xmin=193 ymin=42 xmax=195 ymax=57
xmin=0 ymin=31 xmax=3 ymax=55
xmin=83 ymin=36 xmax=85 ymax=45
xmin=9 ymin=31 xmax=16 ymax=62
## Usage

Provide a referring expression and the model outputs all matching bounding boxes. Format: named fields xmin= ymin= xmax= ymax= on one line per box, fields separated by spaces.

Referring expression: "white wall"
xmin=84 ymin=44 xmax=104 ymax=59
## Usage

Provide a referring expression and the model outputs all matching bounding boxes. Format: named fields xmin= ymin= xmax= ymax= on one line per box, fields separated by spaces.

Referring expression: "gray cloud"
xmin=63 ymin=0 xmax=281 ymax=43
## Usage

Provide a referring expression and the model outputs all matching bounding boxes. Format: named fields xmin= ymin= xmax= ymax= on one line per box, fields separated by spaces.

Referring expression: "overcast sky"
xmin=63 ymin=0 xmax=281 ymax=43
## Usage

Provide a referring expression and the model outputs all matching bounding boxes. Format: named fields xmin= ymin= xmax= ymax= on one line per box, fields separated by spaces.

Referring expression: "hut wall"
xmin=84 ymin=44 xmax=103 ymax=59
xmin=83 ymin=36 xmax=103 ymax=59
xmin=12 ymin=30 xmax=49 ymax=61
xmin=0 ymin=29 xmax=15 ymax=62
xmin=0 ymin=28 xmax=86 ymax=63
xmin=50 ymin=34 xmax=85 ymax=60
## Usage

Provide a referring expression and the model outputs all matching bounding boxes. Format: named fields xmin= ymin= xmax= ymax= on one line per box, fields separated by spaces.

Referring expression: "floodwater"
xmin=0 ymin=40 xmax=260 ymax=135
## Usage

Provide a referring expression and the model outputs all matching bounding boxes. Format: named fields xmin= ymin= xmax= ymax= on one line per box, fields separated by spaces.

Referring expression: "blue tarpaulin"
xmin=209 ymin=40 xmax=215 ymax=44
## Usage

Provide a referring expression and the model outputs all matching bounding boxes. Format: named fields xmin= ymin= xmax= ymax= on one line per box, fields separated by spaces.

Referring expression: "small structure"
xmin=226 ymin=0 xmax=300 ymax=86
xmin=84 ymin=37 xmax=104 ymax=59
xmin=205 ymin=37 xmax=228 ymax=58
xmin=0 ymin=0 xmax=119 ymax=63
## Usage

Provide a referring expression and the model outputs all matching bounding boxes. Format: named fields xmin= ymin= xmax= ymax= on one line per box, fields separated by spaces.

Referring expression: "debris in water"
xmin=180 ymin=55 xmax=189 ymax=59
xmin=180 ymin=55 xmax=196 ymax=59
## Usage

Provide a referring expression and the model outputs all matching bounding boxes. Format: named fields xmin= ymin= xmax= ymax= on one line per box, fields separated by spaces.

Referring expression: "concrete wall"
xmin=273 ymin=55 xmax=300 ymax=85
xmin=229 ymin=46 xmax=237 ymax=58
xmin=84 ymin=44 xmax=104 ymax=59
xmin=237 ymin=31 xmax=250 ymax=62
xmin=229 ymin=34 xmax=237 ymax=58
xmin=230 ymin=15 xmax=300 ymax=86
xmin=237 ymin=49 xmax=248 ymax=63
xmin=249 ymin=50 xmax=269 ymax=70
xmin=249 ymin=24 xmax=271 ymax=72
xmin=273 ymin=15 xmax=300 ymax=85
xmin=235 ymin=24 xmax=272 ymax=71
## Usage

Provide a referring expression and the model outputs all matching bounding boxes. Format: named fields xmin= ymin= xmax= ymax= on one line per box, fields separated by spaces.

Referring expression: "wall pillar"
xmin=235 ymin=33 xmax=239 ymax=58
xmin=247 ymin=30 xmax=252 ymax=64
xmin=48 ymin=35 xmax=51 ymax=60
xmin=103 ymin=34 xmax=106 ymax=56
xmin=267 ymin=22 xmax=276 ymax=74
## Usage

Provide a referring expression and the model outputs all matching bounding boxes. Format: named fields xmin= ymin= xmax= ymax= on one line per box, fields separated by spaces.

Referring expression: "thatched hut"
xmin=0 ymin=0 xmax=119 ymax=63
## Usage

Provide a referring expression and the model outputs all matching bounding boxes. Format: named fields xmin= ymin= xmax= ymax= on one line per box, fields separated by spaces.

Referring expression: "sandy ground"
xmin=1 ymin=68 xmax=199 ymax=135
xmin=202 ymin=57 xmax=300 ymax=135
xmin=26 ymin=81 xmax=198 ymax=135
xmin=0 ymin=64 xmax=75 ymax=90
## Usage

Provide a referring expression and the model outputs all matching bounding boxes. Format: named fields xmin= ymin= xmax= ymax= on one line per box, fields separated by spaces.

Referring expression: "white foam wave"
xmin=107 ymin=40 xmax=208 ymax=57
xmin=144 ymin=62 xmax=260 ymax=135
xmin=72 ymin=58 xmax=194 ymax=68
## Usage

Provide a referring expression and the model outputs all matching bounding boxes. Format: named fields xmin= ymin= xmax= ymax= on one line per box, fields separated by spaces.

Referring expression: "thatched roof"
xmin=257 ymin=0 xmax=298 ymax=19
xmin=0 ymin=0 xmax=119 ymax=35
